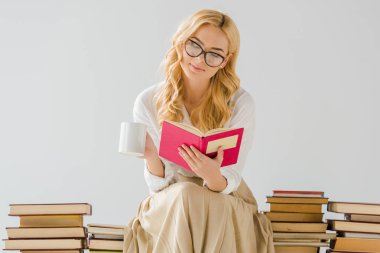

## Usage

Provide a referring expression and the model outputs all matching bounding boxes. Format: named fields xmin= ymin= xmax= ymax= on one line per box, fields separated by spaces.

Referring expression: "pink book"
xmin=159 ymin=120 xmax=244 ymax=172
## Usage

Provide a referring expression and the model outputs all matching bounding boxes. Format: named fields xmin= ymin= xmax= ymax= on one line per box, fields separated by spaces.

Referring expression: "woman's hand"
xmin=141 ymin=132 xmax=165 ymax=177
xmin=178 ymin=144 xmax=226 ymax=191
xmin=141 ymin=132 xmax=158 ymax=160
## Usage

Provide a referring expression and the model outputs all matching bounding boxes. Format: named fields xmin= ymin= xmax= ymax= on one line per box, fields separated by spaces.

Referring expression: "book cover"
xmin=6 ymin=227 xmax=87 ymax=239
xmin=273 ymin=190 xmax=324 ymax=198
xmin=330 ymin=237 xmax=380 ymax=252
xmin=271 ymin=222 xmax=328 ymax=233
xmin=337 ymin=231 xmax=380 ymax=239
xmin=273 ymin=232 xmax=336 ymax=240
xmin=21 ymin=251 xmax=83 ymax=253
xmin=88 ymin=239 xmax=123 ymax=250
xmin=9 ymin=203 xmax=92 ymax=216
xmin=159 ymin=120 xmax=244 ymax=171
xmin=274 ymin=246 xmax=319 ymax=253
xmin=87 ymin=223 xmax=127 ymax=236
xmin=266 ymin=196 xmax=329 ymax=204
xmin=3 ymin=238 xmax=86 ymax=250
xmin=328 ymin=201 xmax=380 ymax=215
xmin=270 ymin=203 xmax=323 ymax=213
xmin=327 ymin=219 xmax=380 ymax=233
xmin=345 ymin=213 xmax=380 ymax=223
xmin=19 ymin=215 xmax=83 ymax=228
xmin=264 ymin=212 xmax=324 ymax=222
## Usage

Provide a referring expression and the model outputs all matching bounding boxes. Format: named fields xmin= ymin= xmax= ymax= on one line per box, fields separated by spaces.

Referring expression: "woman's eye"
xmin=209 ymin=52 xmax=222 ymax=59
xmin=190 ymin=41 xmax=200 ymax=48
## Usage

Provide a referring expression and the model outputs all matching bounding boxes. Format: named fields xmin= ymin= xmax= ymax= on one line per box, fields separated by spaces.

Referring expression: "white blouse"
xmin=132 ymin=82 xmax=256 ymax=195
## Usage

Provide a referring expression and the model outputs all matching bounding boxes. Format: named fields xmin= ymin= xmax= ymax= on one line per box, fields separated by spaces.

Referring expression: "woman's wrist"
xmin=145 ymin=155 xmax=165 ymax=178
xmin=205 ymin=173 xmax=227 ymax=192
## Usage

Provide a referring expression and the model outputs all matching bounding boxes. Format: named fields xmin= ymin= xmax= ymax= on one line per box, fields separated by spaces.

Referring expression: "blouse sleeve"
xmin=205 ymin=92 xmax=256 ymax=194
xmin=132 ymin=91 xmax=178 ymax=194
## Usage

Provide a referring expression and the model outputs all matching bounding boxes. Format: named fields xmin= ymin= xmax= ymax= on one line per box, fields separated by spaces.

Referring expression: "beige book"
xmin=328 ymin=219 xmax=380 ymax=233
xmin=338 ymin=231 xmax=380 ymax=239
xmin=274 ymin=239 xmax=322 ymax=243
xmin=89 ymin=251 xmax=122 ymax=253
xmin=4 ymin=239 xmax=85 ymax=250
xmin=87 ymin=223 xmax=127 ymax=236
xmin=270 ymin=203 xmax=322 ymax=213
xmin=265 ymin=212 xmax=323 ymax=222
xmin=274 ymin=232 xmax=336 ymax=240
xmin=6 ymin=227 xmax=86 ymax=239
xmin=328 ymin=201 xmax=380 ymax=215
xmin=20 ymin=215 xmax=83 ymax=228
xmin=9 ymin=203 xmax=92 ymax=216
xmin=274 ymin=246 xmax=319 ymax=253
xmin=91 ymin=234 xmax=124 ymax=240
xmin=271 ymin=222 xmax=328 ymax=233
xmin=346 ymin=213 xmax=380 ymax=223
xmin=267 ymin=196 xmax=328 ymax=204
xmin=22 ymin=251 xmax=83 ymax=253
xmin=274 ymin=241 xmax=329 ymax=247
xmin=88 ymin=239 xmax=123 ymax=250
xmin=331 ymin=237 xmax=380 ymax=252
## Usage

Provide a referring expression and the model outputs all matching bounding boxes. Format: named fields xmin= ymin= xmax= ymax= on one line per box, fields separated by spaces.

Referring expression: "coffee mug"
xmin=118 ymin=122 xmax=147 ymax=157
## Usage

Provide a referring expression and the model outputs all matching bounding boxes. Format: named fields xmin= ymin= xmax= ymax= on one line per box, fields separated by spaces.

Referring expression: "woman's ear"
xmin=220 ymin=53 xmax=232 ymax=69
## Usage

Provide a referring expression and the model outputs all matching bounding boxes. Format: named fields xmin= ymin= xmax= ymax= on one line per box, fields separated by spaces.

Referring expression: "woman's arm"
xmin=133 ymin=87 xmax=178 ymax=193
xmin=145 ymin=148 xmax=165 ymax=178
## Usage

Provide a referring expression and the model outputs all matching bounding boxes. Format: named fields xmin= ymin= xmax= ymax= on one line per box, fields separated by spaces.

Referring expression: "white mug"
xmin=118 ymin=122 xmax=147 ymax=157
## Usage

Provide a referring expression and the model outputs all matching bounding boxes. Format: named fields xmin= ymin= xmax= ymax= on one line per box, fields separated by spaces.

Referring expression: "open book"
xmin=158 ymin=120 xmax=244 ymax=171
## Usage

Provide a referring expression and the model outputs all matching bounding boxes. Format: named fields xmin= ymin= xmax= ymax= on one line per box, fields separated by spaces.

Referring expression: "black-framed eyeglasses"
xmin=184 ymin=39 xmax=225 ymax=67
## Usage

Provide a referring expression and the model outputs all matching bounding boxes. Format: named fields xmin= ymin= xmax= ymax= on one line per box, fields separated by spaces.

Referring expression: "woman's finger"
xmin=189 ymin=145 xmax=204 ymax=160
xmin=181 ymin=144 xmax=200 ymax=162
xmin=178 ymin=147 xmax=197 ymax=169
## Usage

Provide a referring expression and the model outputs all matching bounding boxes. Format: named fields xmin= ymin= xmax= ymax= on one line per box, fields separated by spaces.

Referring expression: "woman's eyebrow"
xmin=192 ymin=37 xmax=225 ymax=53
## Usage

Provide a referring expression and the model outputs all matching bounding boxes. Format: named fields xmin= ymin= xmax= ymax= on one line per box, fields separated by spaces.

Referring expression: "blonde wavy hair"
xmin=154 ymin=9 xmax=241 ymax=133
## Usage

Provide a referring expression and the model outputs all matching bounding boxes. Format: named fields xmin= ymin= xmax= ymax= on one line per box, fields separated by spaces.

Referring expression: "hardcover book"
xmin=271 ymin=222 xmax=328 ymax=233
xmin=19 ymin=215 xmax=83 ymax=228
xmin=6 ymin=227 xmax=87 ymax=239
xmin=9 ymin=203 xmax=92 ymax=216
xmin=327 ymin=219 xmax=380 ymax=233
xmin=328 ymin=201 xmax=380 ymax=215
xmin=159 ymin=120 xmax=244 ymax=171
xmin=273 ymin=190 xmax=324 ymax=198
xmin=3 ymin=239 xmax=86 ymax=250
xmin=330 ymin=237 xmax=380 ymax=252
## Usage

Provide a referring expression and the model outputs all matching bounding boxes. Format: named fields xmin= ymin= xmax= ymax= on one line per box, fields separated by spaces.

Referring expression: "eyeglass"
xmin=184 ymin=39 xmax=225 ymax=67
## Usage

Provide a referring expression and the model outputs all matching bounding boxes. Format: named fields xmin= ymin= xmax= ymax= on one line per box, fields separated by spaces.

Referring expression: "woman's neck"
xmin=182 ymin=77 xmax=210 ymax=105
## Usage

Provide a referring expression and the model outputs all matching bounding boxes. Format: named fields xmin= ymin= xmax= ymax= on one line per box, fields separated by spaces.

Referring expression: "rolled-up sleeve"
xmin=132 ymin=89 xmax=178 ymax=194
xmin=205 ymin=92 xmax=256 ymax=194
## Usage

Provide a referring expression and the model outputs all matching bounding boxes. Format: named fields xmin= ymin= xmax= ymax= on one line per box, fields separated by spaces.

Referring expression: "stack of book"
xmin=265 ymin=190 xmax=335 ymax=253
xmin=4 ymin=203 xmax=92 ymax=252
xmin=327 ymin=201 xmax=380 ymax=253
xmin=88 ymin=223 xmax=126 ymax=252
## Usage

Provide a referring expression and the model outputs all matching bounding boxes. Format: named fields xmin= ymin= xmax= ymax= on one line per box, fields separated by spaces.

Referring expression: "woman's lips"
xmin=189 ymin=63 xmax=204 ymax=72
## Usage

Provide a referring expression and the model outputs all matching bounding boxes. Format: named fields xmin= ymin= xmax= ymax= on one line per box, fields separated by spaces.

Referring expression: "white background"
xmin=1 ymin=1 xmax=379 ymax=252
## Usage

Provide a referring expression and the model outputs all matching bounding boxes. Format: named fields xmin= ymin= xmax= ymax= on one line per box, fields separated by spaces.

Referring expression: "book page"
xmin=166 ymin=120 xmax=202 ymax=136
xmin=205 ymin=134 xmax=238 ymax=153
xmin=204 ymin=127 xmax=232 ymax=136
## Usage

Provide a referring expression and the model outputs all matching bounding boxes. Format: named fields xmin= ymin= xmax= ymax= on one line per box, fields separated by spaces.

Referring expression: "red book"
xmin=159 ymin=120 xmax=244 ymax=172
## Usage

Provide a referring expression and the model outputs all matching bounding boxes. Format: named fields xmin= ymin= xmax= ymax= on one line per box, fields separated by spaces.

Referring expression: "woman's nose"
xmin=195 ymin=54 xmax=205 ymax=64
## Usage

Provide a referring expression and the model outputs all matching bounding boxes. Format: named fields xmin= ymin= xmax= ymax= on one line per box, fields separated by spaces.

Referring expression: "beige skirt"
xmin=123 ymin=174 xmax=274 ymax=253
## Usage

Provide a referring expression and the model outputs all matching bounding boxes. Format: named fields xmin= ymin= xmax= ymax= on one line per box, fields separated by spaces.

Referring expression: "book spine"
xmin=199 ymin=137 xmax=204 ymax=153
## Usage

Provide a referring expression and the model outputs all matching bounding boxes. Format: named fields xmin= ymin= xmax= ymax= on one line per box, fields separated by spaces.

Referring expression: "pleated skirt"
xmin=123 ymin=174 xmax=274 ymax=253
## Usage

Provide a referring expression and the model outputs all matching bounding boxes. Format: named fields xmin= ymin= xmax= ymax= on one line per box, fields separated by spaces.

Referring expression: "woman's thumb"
xmin=216 ymin=146 xmax=224 ymax=163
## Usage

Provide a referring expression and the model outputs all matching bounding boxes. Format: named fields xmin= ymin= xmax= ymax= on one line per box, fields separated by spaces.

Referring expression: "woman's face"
xmin=180 ymin=24 xmax=230 ymax=82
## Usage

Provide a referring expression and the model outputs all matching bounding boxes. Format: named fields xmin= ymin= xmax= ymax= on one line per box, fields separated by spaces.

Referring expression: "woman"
xmin=124 ymin=9 xmax=274 ymax=253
